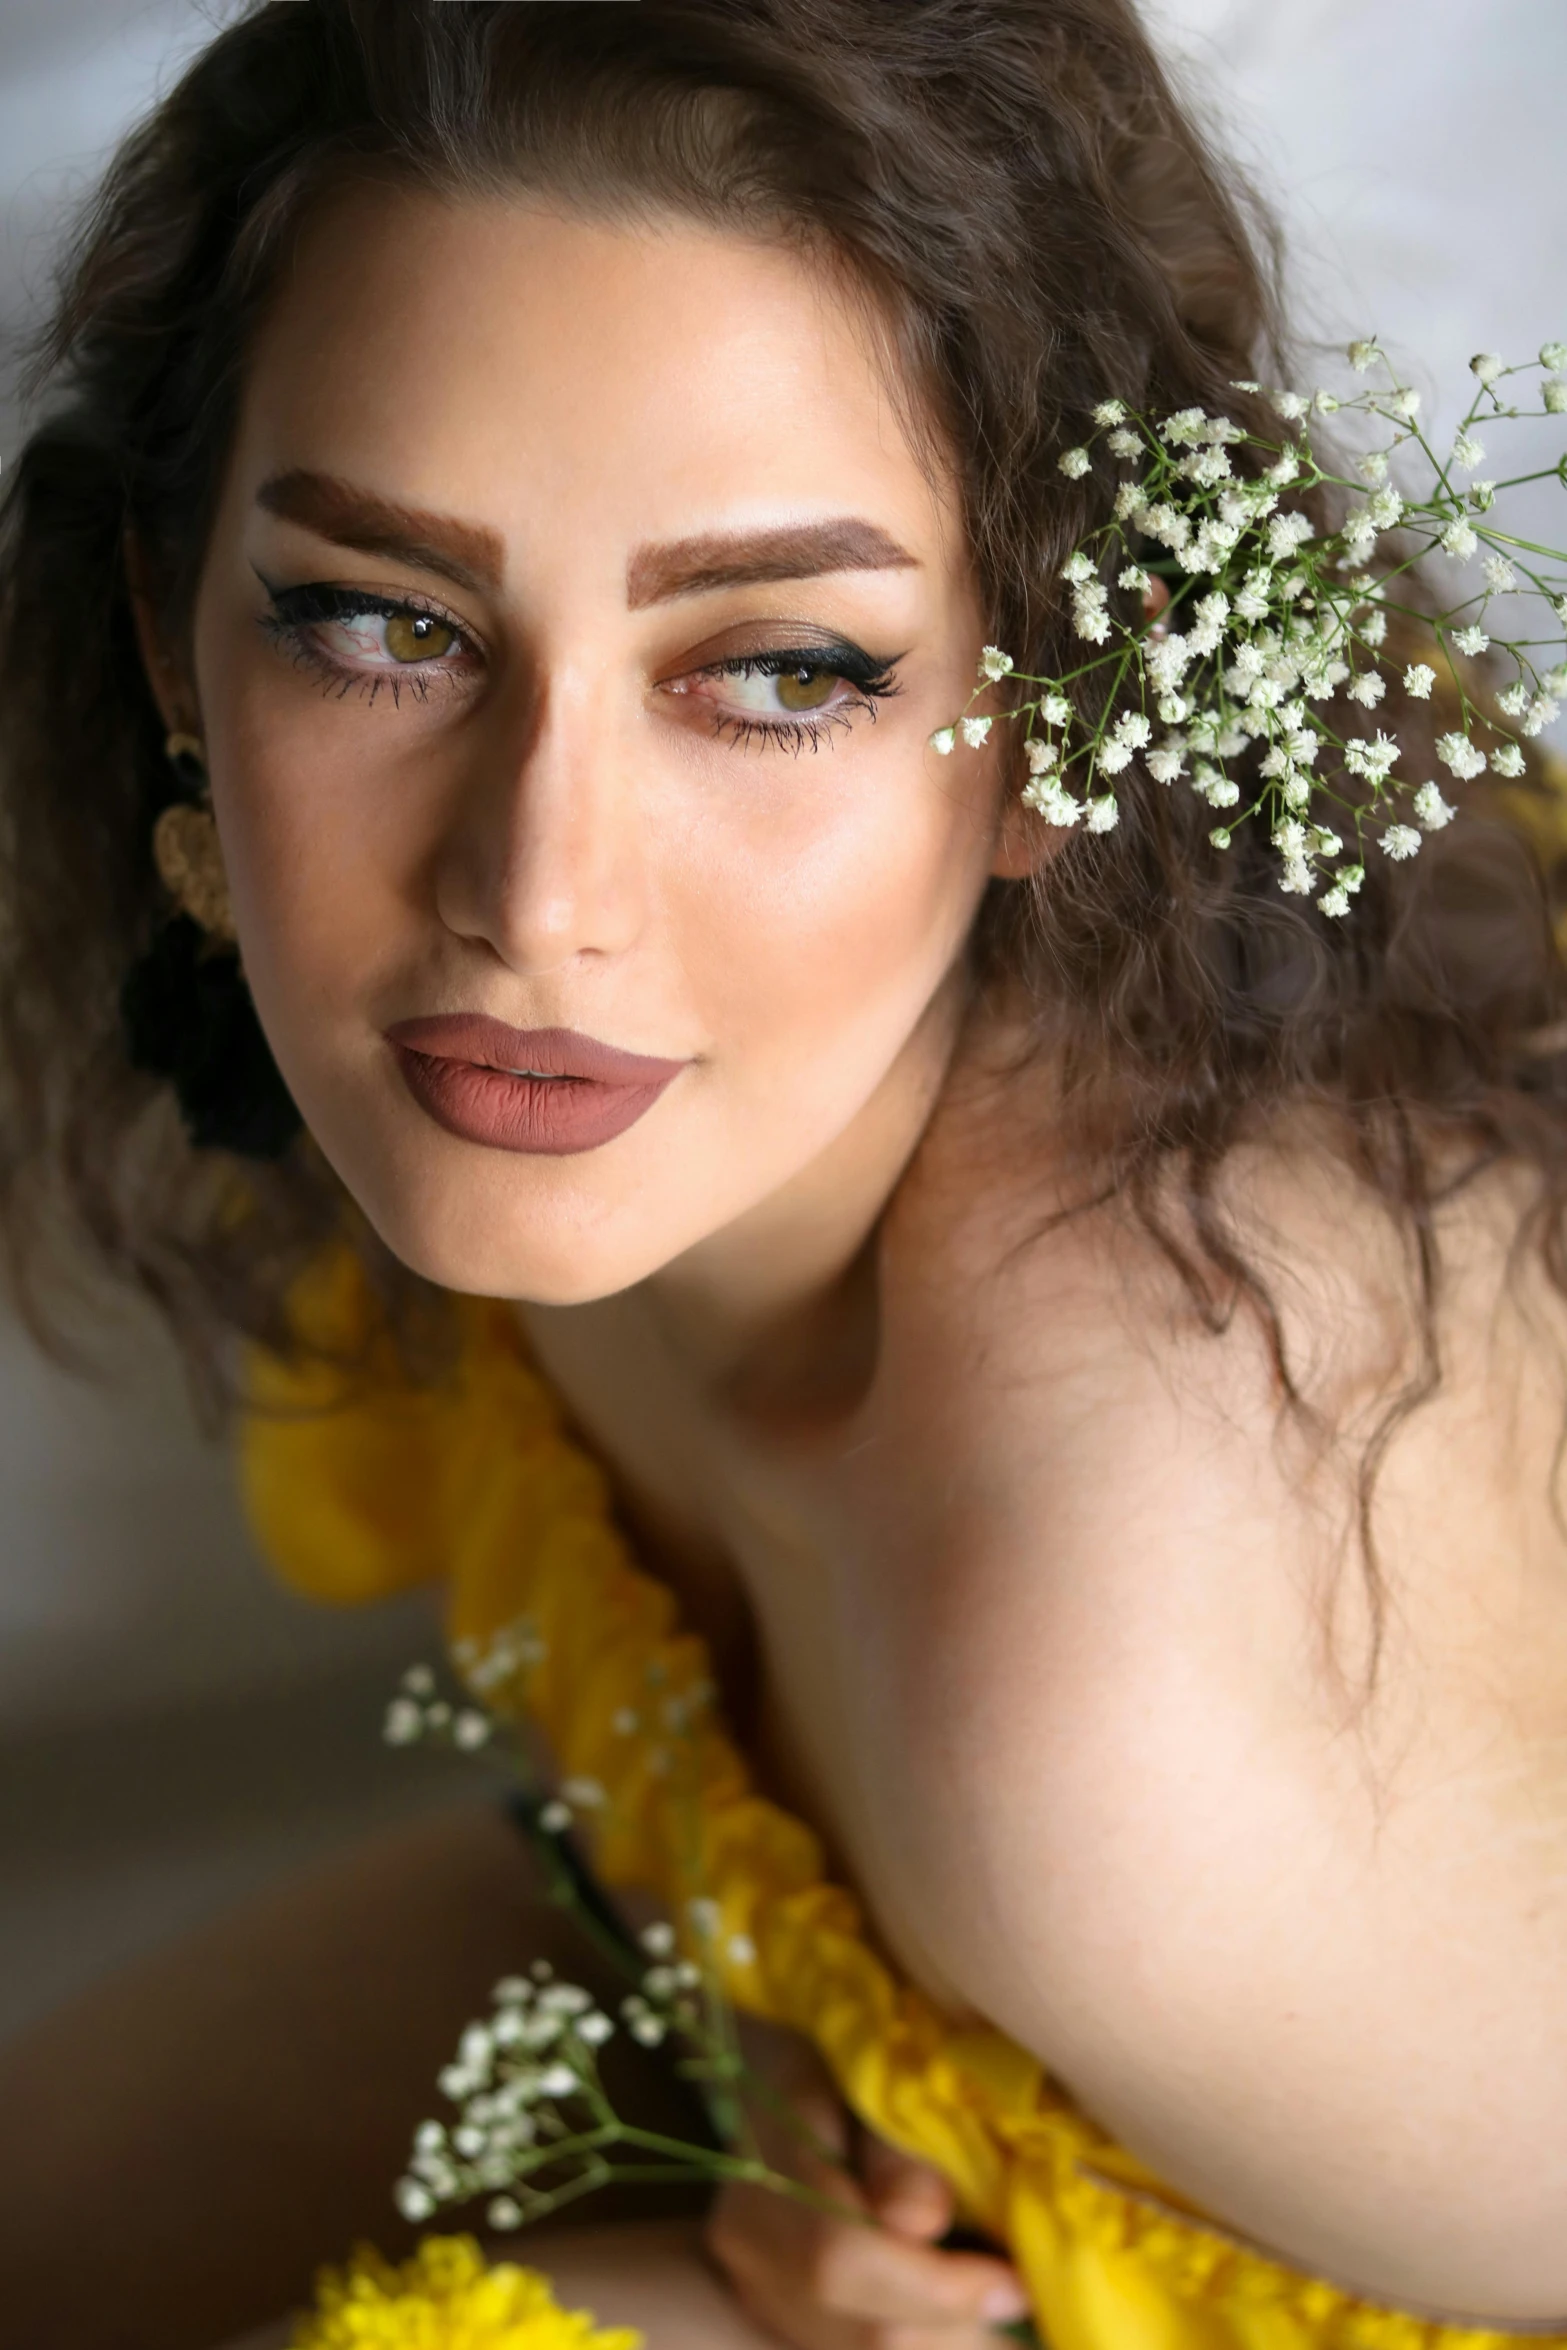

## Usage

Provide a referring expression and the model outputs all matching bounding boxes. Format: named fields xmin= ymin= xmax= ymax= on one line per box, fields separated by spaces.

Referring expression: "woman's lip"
xmin=384 ymin=1015 xmax=690 ymax=1086
xmin=383 ymin=1016 xmax=689 ymax=1157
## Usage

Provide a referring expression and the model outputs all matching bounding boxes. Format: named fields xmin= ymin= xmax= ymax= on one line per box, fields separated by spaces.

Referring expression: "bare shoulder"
xmin=878 ymin=1019 xmax=1567 ymax=1704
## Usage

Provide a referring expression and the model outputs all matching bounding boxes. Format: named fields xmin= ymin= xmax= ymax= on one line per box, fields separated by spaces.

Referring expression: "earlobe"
xmin=989 ymin=799 xmax=1056 ymax=881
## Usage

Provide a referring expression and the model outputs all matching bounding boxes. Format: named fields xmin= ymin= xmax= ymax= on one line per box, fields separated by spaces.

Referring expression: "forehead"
xmin=232 ymin=178 xmax=960 ymax=575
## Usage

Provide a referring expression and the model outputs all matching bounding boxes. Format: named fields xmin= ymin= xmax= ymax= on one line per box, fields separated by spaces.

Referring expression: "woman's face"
xmin=188 ymin=181 xmax=1014 ymax=1304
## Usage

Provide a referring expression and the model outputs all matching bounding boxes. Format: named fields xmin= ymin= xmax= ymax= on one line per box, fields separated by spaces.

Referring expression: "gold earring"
xmin=153 ymin=732 xmax=238 ymax=944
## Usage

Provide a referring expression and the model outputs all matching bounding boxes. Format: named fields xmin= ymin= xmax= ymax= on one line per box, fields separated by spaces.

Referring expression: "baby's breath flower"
xmin=1470 ymin=352 xmax=1505 ymax=385
xmin=488 ymin=2196 xmax=523 ymax=2230
xmin=1109 ymin=427 xmax=1142 ymax=460
xmin=1268 ymin=511 xmax=1314 ymax=562
xmin=1523 ymin=695 xmax=1560 ymax=737
xmin=1146 ymin=743 xmax=1185 ymax=785
xmin=561 ymin=1777 xmax=606 ymax=1808
xmin=1085 ymin=794 xmax=1120 ymax=832
xmin=1160 ymin=406 xmax=1207 ymax=447
xmin=1021 ymin=776 xmax=1082 ymax=826
xmin=576 ymin=2012 xmax=615 ymax=2047
xmin=1490 ymin=742 xmax=1526 ymax=777
xmin=1413 ymin=782 xmax=1455 ymax=830
xmin=1497 ymin=681 xmax=1531 ymax=718
xmin=1118 ymin=564 xmax=1153 ymax=594
xmin=960 ymin=715 xmax=993 ymax=747
xmin=538 ymin=1800 xmax=572 ymax=1834
xmin=1097 ymin=739 xmax=1134 ymax=775
xmin=1382 ymin=825 xmax=1422 ymax=860
xmin=1025 ymin=738 xmax=1059 ymax=773
xmin=1209 ymin=825 xmax=1232 ymax=848
xmin=1112 ymin=710 xmax=1153 ymax=749
xmin=1440 ymin=520 xmax=1479 ymax=560
xmin=1542 ymin=342 xmax=1567 ymax=371
xmin=1359 ymin=450 xmax=1390 ymax=485
xmin=454 ymin=1710 xmax=492 ymax=1751
xmin=1057 ymin=446 xmax=1092 ymax=478
xmin=640 ymin=1921 xmax=676 ymax=1957
xmin=1545 ymin=379 xmax=1567 ymax=415
xmin=1343 ymin=732 xmax=1400 ymax=782
xmin=1386 ymin=389 xmax=1421 ymax=423
xmin=1093 ymin=398 xmax=1127 ymax=425
xmin=928 ymin=726 xmax=955 ymax=755
xmin=1467 ymin=480 xmax=1497 ymax=512
xmin=1271 ymin=389 xmax=1309 ymax=422
xmin=1319 ymin=885 xmax=1352 ymax=917
xmin=1436 ymin=730 xmax=1487 ymax=781
xmin=979 ymin=645 xmax=1015 ymax=681
xmin=1453 ymin=625 xmax=1490 ymax=655
xmin=396 ymin=2179 xmax=435 ymax=2222
xmin=1348 ymin=338 xmax=1382 ymax=373
xmin=1313 ymin=390 xmax=1342 ymax=416
xmin=1040 ymin=692 xmax=1073 ymax=728
xmin=383 ymin=1698 xmax=424 ymax=1747
xmin=1060 ymin=550 xmax=1097 ymax=586
xmin=1346 ymin=671 xmax=1386 ymax=707
xmin=1452 ymin=433 xmax=1486 ymax=470
xmin=1403 ymin=663 xmax=1436 ymax=700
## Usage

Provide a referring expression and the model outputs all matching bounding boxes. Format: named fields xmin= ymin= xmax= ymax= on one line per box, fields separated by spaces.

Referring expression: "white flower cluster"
xmin=382 ymin=1661 xmax=492 ymax=1752
xmin=396 ymin=1961 xmax=618 ymax=2231
xmin=932 ymin=342 xmax=1567 ymax=910
xmin=397 ymin=1905 xmax=766 ymax=2238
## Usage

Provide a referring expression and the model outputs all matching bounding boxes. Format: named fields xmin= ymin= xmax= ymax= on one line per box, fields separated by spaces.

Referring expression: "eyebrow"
xmin=626 ymin=520 xmax=918 ymax=608
xmin=255 ymin=470 xmax=506 ymax=595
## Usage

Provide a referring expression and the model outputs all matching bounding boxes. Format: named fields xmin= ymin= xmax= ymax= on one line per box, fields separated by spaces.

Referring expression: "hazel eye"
xmin=385 ymin=611 xmax=457 ymax=662
xmin=774 ymin=666 xmax=838 ymax=711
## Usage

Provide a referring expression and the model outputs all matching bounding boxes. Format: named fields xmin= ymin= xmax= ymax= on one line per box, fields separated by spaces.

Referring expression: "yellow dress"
xmin=243 ymin=1248 xmax=1567 ymax=2350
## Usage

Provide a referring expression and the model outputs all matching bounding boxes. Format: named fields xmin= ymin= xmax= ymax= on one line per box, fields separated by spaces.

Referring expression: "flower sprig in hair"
xmin=933 ymin=342 xmax=1567 ymax=913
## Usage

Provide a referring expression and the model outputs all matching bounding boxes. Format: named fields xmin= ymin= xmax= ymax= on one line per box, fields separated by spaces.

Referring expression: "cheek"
xmin=200 ymin=652 xmax=435 ymax=1027
xmin=662 ymin=749 xmax=994 ymax=1083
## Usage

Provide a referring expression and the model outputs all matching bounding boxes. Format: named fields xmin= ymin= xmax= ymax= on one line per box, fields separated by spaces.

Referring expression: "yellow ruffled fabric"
xmin=244 ymin=1249 xmax=1566 ymax=2350
xmin=290 ymin=2236 xmax=640 ymax=2349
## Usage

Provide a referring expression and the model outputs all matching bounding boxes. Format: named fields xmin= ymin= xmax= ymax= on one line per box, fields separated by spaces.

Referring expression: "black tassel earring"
xmin=121 ymin=733 xmax=303 ymax=1159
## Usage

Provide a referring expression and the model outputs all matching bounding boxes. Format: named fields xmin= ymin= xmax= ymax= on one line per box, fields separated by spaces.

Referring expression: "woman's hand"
xmin=705 ymin=2027 xmax=1030 ymax=2349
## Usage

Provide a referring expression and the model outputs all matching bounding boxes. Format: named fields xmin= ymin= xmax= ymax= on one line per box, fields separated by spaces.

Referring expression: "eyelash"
xmin=257 ymin=581 xmax=903 ymax=747
xmin=688 ymin=648 xmax=902 ymax=755
xmin=258 ymin=582 xmax=478 ymax=705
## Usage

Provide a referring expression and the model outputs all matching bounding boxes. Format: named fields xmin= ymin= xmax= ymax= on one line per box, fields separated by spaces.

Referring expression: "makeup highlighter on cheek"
xmin=385 ymin=1015 xmax=691 ymax=1155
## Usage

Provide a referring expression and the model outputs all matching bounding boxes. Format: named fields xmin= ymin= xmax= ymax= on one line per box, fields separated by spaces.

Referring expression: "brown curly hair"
xmin=2 ymin=0 xmax=1565 ymax=1593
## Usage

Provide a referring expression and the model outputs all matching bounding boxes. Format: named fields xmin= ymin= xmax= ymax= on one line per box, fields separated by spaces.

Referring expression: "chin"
xmin=354 ymin=1175 xmax=679 ymax=1307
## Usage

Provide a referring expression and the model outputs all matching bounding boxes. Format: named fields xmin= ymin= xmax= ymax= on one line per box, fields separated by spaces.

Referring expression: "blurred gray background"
xmin=1 ymin=0 xmax=1565 ymax=2036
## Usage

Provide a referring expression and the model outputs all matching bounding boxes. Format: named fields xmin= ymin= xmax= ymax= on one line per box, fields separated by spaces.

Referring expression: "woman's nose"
xmin=431 ymin=672 xmax=648 ymax=974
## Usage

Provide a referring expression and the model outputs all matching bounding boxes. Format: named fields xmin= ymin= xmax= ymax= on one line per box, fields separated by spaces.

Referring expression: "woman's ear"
xmin=124 ymin=528 xmax=197 ymax=737
xmin=989 ymin=790 xmax=1061 ymax=881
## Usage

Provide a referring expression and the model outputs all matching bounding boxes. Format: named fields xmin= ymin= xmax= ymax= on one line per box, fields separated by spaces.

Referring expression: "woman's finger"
xmin=856 ymin=2129 xmax=956 ymax=2241
xmin=711 ymin=2176 xmax=1030 ymax=2331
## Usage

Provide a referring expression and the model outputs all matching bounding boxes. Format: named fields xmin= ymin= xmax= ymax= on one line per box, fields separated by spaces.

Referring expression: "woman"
xmin=1 ymin=2 xmax=1565 ymax=2344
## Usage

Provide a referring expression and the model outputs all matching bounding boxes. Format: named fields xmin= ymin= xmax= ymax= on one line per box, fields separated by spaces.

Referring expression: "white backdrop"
xmin=1 ymin=0 xmax=1564 ymax=1734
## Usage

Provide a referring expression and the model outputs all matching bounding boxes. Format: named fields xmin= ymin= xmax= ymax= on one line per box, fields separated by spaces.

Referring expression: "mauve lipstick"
xmin=385 ymin=1014 xmax=689 ymax=1155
